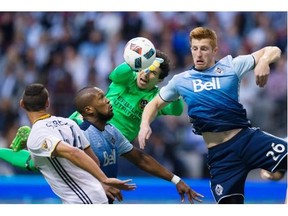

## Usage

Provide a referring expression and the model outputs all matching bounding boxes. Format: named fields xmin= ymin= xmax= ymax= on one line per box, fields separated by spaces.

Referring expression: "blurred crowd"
xmin=0 ymin=12 xmax=287 ymax=178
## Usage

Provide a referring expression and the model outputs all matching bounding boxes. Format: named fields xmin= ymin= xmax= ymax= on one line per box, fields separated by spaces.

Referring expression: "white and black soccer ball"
xmin=123 ymin=37 xmax=156 ymax=71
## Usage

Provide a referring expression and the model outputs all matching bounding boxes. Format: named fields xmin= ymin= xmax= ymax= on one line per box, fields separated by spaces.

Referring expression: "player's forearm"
xmin=67 ymin=147 xmax=108 ymax=183
xmin=141 ymin=99 xmax=161 ymax=127
xmin=84 ymin=146 xmax=100 ymax=166
xmin=254 ymin=46 xmax=281 ymax=65
xmin=136 ymin=154 xmax=174 ymax=182
xmin=0 ymin=148 xmax=36 ymax=171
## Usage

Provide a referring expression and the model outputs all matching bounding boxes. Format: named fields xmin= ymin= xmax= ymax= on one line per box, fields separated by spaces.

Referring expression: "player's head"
xmin=189 ymin=27 xmax=218 ymax=70
xmin=137 ymin=49 xmax=171 ymax=90
xmin=20 ymin=83 xmax=49 ymax=112
xmin=75 ymin=86 xmax=113 ymax=122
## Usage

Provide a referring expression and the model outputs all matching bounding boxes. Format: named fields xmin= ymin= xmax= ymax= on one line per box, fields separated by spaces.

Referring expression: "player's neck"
xmin=29 ymin=111 xmax=51 ymax=125
xmin=85 ymin=116 xmax=106 ymax=131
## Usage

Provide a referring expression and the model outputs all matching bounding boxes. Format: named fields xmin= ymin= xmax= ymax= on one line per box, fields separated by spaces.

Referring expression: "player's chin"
xmin=137 ymin=81 xmax=148 ymax=89
xmin=106 ymin=112 xmax=114 ymax=121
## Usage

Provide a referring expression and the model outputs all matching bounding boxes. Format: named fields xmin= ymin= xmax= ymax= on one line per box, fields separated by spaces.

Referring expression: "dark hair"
xmin=156 ymin=49 xmax=171 ymax=80
xmin=22 ymin=83 xmax=49 ymax=111
xmin=74 ymin=86 xmax=99 ymax=115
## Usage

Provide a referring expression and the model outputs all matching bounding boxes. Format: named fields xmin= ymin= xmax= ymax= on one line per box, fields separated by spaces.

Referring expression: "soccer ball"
xmin=123 ymin=37 xmax=156 ymax=71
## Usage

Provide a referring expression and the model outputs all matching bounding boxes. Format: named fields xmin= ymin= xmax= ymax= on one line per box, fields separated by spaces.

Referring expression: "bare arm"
xmin=84 ymin=146 xmax=100 ymax=166
xmin=123 ymin=147 xmax=174 ymax=181
xmin=123 ymin=148 xmax=204 ymax=203
xmin=53 ymin=141 xmax=136 ymax=191
xmin=138 ymin=95 xmax=169 ymax=149
xmin=251 ymin=46 xmax=281 ymax=87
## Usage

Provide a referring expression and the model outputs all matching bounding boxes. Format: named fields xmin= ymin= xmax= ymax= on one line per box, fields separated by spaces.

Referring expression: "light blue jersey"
xmin=160 ymin=55 xmax=255 ymax=134
xmin=80 ymin=121 xmax=133 ymax=178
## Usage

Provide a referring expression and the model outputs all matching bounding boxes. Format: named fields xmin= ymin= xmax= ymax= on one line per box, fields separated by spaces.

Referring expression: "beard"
xmin=98 ymin=112 xmax=114 ymax=122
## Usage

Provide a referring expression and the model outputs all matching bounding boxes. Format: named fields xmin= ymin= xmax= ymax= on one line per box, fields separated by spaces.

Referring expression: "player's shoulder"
xmin=105 ymin=123 xmax=124 ymax=137
xmin=172 ymin=69 xmax=190 ymax=80
xmin=217 ymin=55 xmax=233 ymax=65
xmin=105 ymin=123 xmax=119 ymax=133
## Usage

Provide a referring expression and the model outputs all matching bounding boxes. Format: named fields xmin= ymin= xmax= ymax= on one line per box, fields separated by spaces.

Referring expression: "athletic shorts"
xmin=207 ymin=127 xmax=287 ymax=203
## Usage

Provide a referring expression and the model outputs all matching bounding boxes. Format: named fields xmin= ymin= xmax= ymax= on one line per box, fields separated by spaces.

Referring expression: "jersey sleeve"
xmin=27 ymin=128 xmax=61 ymax=157
xmin=159 ymin=75 xmax=181 ymax=102
xmin=159 ymin=98 xmax=184 ymax=116
xmin=110 ymin=125 xmax=133 ymax=156
xmin=232 ymin=55 xmax=255 ymax=79
xmin=109 ymin=62 xmax=136 ymax=84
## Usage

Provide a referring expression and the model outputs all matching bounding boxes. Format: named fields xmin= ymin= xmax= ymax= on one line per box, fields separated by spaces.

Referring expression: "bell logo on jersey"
xmin=103 ymin=149 xmax=116 ymax=166
xmin=192 ymin=77 xmax=221 ymax=92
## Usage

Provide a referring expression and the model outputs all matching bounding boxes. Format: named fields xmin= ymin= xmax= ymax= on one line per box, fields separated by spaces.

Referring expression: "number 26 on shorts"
xmin=266 ymin=142 xmax=286 ymax=161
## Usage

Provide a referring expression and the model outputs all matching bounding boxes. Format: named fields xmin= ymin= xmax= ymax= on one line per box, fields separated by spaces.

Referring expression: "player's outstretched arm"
xmin=251 ymin=46 xmax=281 ymax=87
xmin=54 ymin=141 xmax=136 ymax=191
xmin=0 ymin=125 xmax=36 ymax=171
xmin=123 ymin=148 xmax=204 ymax=203
xmin=0 ymin=148 xmax=36 ymax=171
xmin=176 ymin=180 xmax=204 ymax=204
xmin=138 ymin=95 xmax=168 ymax=149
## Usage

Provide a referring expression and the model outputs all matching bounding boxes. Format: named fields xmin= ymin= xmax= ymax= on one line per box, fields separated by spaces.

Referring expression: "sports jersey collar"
xmin=191 ymin=60 xmax=218 ymax=72
xmin=33 ymin=113 xmax=51 ymax=124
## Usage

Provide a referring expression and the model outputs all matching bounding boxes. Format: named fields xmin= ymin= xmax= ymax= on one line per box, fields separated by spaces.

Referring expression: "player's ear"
xmin=46 ymin=98 xmax=50 ymax=108
xmin=19 ymin=99 xmax=25 ymax=109
xmin=213 ymin=46 xmax=218 ymax=55
xmin=84 ymin=106 xmax=93 ymax=114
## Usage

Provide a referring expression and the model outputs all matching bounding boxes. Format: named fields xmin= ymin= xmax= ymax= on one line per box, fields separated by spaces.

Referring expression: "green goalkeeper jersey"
xmin=70 ymin=62 xmax=184 ymax=142
xmin=106 ymin=62 xmax=183 ymax=141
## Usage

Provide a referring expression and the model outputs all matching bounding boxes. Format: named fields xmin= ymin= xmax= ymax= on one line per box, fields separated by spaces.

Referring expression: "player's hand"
xmin=260 ymin=169 xmax=285 ymax=181
xmin=254 ymin=58 xmax=270 ymax=87
xmin=176 ymin=180 xmax=204 ymax=204
xmin=103 ymin=178 xmax=136 ymax=191
xmin=10 ymin=126 xmax=31 ymax=152
xmin=138 ymin=125 xmax=152 ymax=149
xmin=102 ymin=184 xmax=123 ymax=202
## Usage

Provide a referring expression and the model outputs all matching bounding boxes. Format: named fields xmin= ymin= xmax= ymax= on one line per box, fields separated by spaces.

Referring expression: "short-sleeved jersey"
xmin=159 ymin=55 xmax=255 ymax=134
xmin=27 ymin=116 xmax=108 ymax=204
xmin=106 ymin=62 xmax=184 ymax=141
xmin=80 ymin=121 xmax=133 ymax=178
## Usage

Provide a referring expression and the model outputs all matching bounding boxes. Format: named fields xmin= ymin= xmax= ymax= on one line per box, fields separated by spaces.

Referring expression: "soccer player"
xmin=1 ymin=49 xmax=183 ymax=170
xmin=73 ymin=86 xmax=203 ymax=204
xmin=138 ymin=27 xmax=287 ymax=204
xmin=18 ymin=83 xmax=136 ymax=204
xmin=70 ymin=49 xmax=184 ymax=142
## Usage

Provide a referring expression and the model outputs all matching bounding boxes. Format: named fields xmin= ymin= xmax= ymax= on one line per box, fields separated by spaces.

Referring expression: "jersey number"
xmin=58 ymin=125 xmax=82 ymax=149
xmin=266 ymin=142 xmax=285 ymax=161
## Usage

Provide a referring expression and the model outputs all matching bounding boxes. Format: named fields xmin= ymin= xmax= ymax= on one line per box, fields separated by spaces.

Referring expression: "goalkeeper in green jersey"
xmin=71 ymin=49 xmax=184 ymax=142
xmin=1 ymin=49 xmax=183 ymax=171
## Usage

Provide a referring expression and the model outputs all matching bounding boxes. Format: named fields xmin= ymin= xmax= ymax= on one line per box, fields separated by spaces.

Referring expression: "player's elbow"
xmin=174 ymin=109 xmax=183 ymax=116
xmin=274 ymin=46 xmax=282 ymax=59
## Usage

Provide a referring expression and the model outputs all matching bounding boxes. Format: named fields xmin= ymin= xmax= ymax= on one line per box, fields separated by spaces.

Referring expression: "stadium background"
xmin=0 ymin=12 xmax=287 ymax=204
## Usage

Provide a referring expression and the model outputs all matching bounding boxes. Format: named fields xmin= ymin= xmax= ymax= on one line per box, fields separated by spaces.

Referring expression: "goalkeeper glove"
xmin=145 ymin=57 xmax=164 ymax=74
xmin=10 ymin=126 xmax=31 ymax=152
